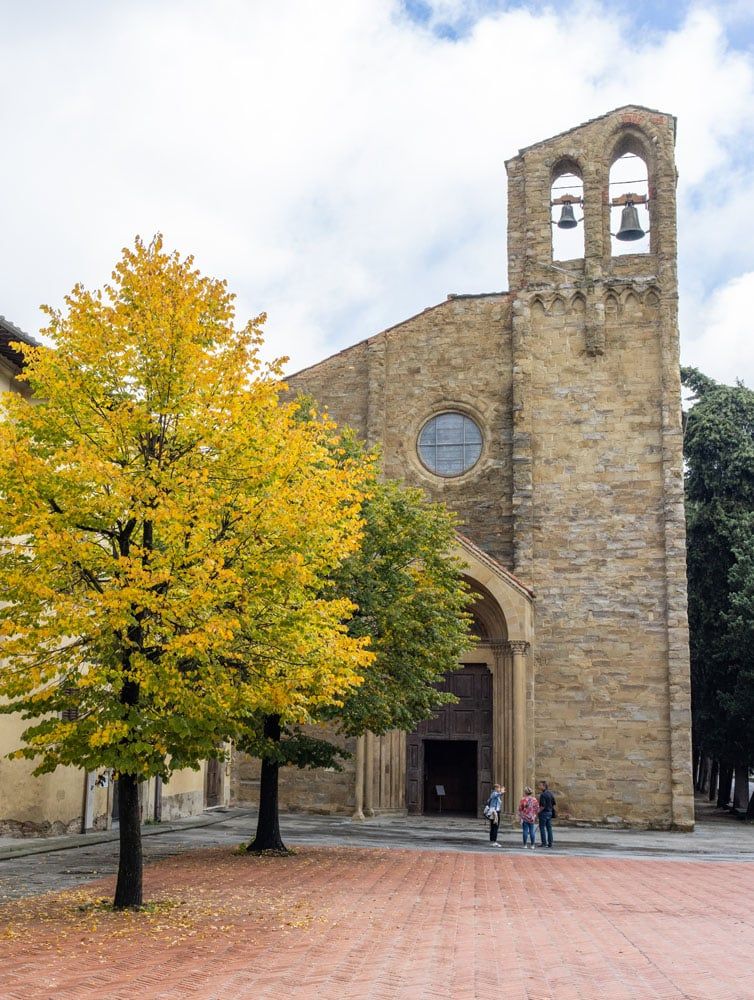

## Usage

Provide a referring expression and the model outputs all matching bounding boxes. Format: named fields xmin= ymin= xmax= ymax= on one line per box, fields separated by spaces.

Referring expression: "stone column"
xmin=511 ymin=297 xmax=534 ymax=578
xmin=658 ymin=282 xmax=695 ymax=829
xmin=510 ymin=640 xmax=529 ymax=803
xmin=491 ymin=644 xmax=507 ymax=809
xmin=390 ymin=731 xmax=400 ymax=808
xmin=366 ymin=339 xmax=386 ymax=450
xmin=352 ymin=735 xmax=365 ymax=820
xmin=398 ymin=731 xmax=406 ymax=810
xmin=364 ymin=731 xmax=375 ymax=816
xmin=504 ymin=650 xmax=514 ymax=807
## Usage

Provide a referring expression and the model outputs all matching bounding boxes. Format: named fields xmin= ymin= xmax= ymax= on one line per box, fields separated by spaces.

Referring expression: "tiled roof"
xmin=0 ymin=315 xmax=39 ymax=371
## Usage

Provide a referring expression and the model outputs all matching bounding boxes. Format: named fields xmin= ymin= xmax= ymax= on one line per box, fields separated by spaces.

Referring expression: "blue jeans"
xmin=522 ymin=820 xmax=535 ymax=844
xmin=539 ymin=810 xmax=553 ymax=847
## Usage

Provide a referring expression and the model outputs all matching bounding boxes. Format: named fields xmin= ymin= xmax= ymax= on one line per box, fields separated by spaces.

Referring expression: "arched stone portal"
xmin=352 ymin=533 xmax=535 ymax=819
xmin=453 ymin=535 xmax=535 ymax=813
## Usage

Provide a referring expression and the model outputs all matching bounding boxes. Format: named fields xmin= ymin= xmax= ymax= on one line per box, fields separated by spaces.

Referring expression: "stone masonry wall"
xmin=291 ymin=295 xmax=515 ymax=565
xmin=232 ymin=727 xmax=357 ymax=815
xmin=525 ymin=287 xmax=673 ymax=825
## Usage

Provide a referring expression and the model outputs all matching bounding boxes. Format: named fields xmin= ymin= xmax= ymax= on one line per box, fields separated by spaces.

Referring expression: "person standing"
xmin=485 ymin=783 xmax=505 ymax=847
xmin=538 ymin=780 xmax=556 ymax=848
xmin=517 ymin=787 xmax=539 ymax=849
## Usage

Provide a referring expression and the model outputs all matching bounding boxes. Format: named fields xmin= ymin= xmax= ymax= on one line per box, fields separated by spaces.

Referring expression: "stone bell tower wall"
xmin=506 ymin=107 xmax=693 ymax=828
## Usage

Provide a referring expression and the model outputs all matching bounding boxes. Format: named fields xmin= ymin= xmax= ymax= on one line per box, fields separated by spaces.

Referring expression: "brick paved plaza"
xmin=2 ymin=838 xmax=753 ymax=1000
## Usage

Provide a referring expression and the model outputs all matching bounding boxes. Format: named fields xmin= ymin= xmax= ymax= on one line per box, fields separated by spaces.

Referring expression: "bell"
xmin=556 ymin=201 xmax=578 ymax=229
xmin=615 ymin=203 xmax=645 ymax=241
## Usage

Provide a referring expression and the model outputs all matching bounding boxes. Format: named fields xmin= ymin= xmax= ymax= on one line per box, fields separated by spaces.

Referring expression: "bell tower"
xmin=504 ymin=106 xmax=694 ymax=830
xmin=506 ymin=104 xmax=678 ymax=292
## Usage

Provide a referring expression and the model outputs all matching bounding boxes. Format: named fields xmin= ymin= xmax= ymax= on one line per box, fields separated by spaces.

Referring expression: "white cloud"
xmin=682 ymin=271 xmax=754 ymax=387
xmin=0 ymin=0 xmax=753 ymax=380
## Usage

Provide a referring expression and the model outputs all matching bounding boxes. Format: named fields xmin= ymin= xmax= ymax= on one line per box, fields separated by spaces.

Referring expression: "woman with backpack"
xmin=484 ymin=783 xmax=506 ymax=847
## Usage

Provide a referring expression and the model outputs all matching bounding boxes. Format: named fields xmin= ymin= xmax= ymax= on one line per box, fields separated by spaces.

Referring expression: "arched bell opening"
xmin=550 ymin=157 xmax=585 ymax=262
xmin=609 ymin=134 xmax=651 ymax=257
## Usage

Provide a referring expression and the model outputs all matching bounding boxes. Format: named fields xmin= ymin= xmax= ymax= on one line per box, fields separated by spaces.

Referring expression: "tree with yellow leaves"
xmin=235 ymin=421 xmax=473 ymax=854
xmin=0 ymin=237 xmax=372 ymax=908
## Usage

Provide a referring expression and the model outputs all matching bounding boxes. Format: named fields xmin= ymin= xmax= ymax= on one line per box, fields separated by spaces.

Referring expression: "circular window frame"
xmin=416 ymin=409 xmax=484 ymax=479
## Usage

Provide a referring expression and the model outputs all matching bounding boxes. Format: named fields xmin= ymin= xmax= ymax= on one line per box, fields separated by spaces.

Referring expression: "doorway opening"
xmin=205 ymin=757 xmax=223 ymax=807
xmin=110 ymin=778 xmax=119 ymax=824
xmin=406 ymin=662 xmax=493 ymax=815
xmin=423 ymin=739 xmax=477 ymax=815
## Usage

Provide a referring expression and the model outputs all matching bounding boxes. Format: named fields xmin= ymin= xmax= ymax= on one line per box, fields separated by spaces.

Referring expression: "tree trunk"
xmin=697 ymin=755 xmax=708 ymax=793
xmin=746 ymin=789 xmax=754 ymax=822
xmin=693 ymin=744 xmax=702 ymax=791
xmin=701 ymin=756 xmax=712 ymax=793
xmin=708 ymin=759 xmax=719 ymax=801
xmin=247 ymin=714 xmax=288 ymax=853
xmin=716 ymin=763 xmax=733 ymax=809
xmin=733 ymin=765 xmax=750 ymax=811
xmin=696 ymin=750 xmax=708 ymax=792
xmin=114 ymin=773 xmax=143 ymax=909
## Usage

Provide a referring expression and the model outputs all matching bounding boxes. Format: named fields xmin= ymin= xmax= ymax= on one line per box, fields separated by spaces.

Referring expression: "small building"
xmin=0 ymin=315 xmax=36 ymax=400
xmin=232 ymin=105 xmax=694 ymax=829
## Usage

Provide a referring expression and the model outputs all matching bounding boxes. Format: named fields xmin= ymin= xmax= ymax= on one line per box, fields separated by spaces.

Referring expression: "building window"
xmin=418 ymin=411 xmax=482 ymax=477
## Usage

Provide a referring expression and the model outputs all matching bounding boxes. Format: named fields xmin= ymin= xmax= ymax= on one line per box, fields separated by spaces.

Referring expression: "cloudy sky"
xmin=2 ymin=0 xmax=753 ymax=385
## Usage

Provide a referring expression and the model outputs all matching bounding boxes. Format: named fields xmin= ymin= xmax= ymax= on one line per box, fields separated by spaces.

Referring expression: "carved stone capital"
xmin=508 ymin=640 xmax=530 ymax=656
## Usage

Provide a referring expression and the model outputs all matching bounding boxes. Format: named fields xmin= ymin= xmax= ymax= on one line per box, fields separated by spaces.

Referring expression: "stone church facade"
xmin=233 ymin=106 xmax=694 ymax=830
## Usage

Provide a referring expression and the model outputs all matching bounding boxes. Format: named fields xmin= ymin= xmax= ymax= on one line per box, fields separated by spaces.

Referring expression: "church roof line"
xmin=286 ymin=291 xmax=509 ymax=381
xmin=508 ymin=104 xmax=676 ymax=161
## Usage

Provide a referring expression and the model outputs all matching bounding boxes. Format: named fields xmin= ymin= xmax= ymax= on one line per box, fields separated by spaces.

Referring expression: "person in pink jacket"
xmin=517 ymin=786 xmax=539 ymax=849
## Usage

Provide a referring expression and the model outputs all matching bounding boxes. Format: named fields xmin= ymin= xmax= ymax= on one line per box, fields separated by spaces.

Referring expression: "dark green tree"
xmin=682 ymin=367 xmax=754 ymax=817
xmin=240 ymin=466 xmax=473 ymax=852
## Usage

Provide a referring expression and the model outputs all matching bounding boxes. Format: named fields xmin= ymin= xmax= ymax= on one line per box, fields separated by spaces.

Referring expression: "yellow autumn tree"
xmin=0 ymin=236 xmax=373 ymax=908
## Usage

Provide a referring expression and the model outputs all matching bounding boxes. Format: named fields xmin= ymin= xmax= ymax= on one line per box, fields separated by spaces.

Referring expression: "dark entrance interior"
xmin=205 ymin=758 xmax=222 ymax=807
xmin=424 ymin=739 xmax=477 ymax=815
xmin=406 ymin=663 xmax=493 ymax=816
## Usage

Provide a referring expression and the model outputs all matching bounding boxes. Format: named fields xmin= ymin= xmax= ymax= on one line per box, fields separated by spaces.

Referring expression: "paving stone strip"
xmin=2 ymin=844 xmax=753 ymax=999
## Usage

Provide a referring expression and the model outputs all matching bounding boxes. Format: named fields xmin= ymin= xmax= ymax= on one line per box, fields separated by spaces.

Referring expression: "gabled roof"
xmin=0 ymin=315 xmax=39 ymax=372
xmin=509 ymin=104 xmax=676 ymax=161
xmin=288 ymin=291 xmax=509 ymax=381
xmin=453 ymin=532 xmax=534 ymax=643
xmin=455 ymin=531 xmax=535 ymax=599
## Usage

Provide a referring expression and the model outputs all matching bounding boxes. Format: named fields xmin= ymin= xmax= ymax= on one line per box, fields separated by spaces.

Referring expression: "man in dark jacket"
xmin=538 ymin=781 xmax=556 ymax=848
